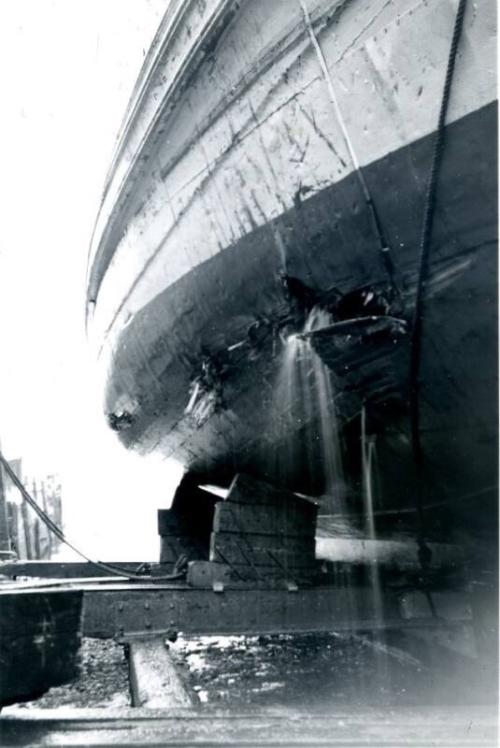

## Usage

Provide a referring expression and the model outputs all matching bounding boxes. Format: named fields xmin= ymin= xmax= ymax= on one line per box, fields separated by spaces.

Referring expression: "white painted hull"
xmin=87 ymin=0 xmax=497 ymax=528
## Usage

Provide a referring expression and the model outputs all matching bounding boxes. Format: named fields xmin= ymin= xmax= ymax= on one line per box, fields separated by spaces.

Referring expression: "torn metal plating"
xmin=183 ymin=273 xmax=408 ymax=430
xmin=107 ymin=411 xmax=135 ymax=431
xmin=185 ymin=357 xmax=224 ymax=427
xmin=281 ymin=273 xmax=406 ymax=331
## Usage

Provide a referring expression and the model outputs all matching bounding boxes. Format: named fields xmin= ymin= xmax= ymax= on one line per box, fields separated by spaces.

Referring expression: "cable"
xmin=409 ymin=0 xmax=468 ymax=568
xmin=300 ymin=0 xmax=399 ymax=291
xmin=0 ymin=450 xmax=185 ymax=582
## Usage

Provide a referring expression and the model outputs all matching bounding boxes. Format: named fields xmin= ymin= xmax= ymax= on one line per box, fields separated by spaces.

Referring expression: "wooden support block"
xmin=158 ymin=542 xmax=182 ymax=564
xmin=208 ymin=475 xmax=318 ymax=580
xmin=316 ymin=537 xmax=463 ymax=572
xmin=128 ymin=637 xmax=194 ymax=709
xmin=210 ymin=536 xmax=315 ymax=569
xmin=157 ymin=511 xmax=183 ymax=536
xmin=159 ymin=535 xmax=206 ymax=564
xmin=158 ymin=510 xmax=212 ymax=540
xmin=162 ymin=475 xmax=218 ymax=538
xmin=186 ymin=560 xmax=233 ymax=588
xmin=158 ymin=505 xmax=212 ymax=563
xmin=213 ymin=502 xmax=316 ymax=537
xmin=207 ymin=563 xmax=317 ymax=583
xmin=210 ymin=531 xmax=315 ymax=556
xmin=226 ymin=473 xmax=318 ymax=509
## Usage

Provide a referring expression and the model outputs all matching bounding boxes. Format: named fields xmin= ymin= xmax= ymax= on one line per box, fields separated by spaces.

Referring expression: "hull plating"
xmin=87 ymin=0 xmax=498 ymax=525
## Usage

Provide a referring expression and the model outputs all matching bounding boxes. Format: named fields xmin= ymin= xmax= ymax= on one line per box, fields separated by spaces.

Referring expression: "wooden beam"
xmin=316 ymin=538 xmax=463 ymax=571
xmin=225 ymin=473 xmax=318 ymax=508
xmin=209 ymin=474 xmax=318 ymax=579
xmin=211 ymin=532 xmax=316 ymax=553
xmin=186 ymin=560 xmax=233 ymax=588
xmin=213 ymin=502 xmax=315 ymax=536
xmin=210 ymin=539 xmax=316 ymax=570
xmin=128 ymin=637 xmax=194 ymax=709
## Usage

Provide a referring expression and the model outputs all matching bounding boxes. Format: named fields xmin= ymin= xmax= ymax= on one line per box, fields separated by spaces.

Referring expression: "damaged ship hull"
xmin=87 ymin=0 xmax=497 ymax=526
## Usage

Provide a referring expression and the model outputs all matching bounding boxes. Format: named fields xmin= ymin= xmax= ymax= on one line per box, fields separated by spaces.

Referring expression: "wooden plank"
xmin=224 ymin=498 xmax=318 ymax=522
xmin=315 ymin=538 xmax=463 ymax=571
xmin=157 ymin=510 xmax=183 ymax=536
xmin=206 ymin=563 xmax=317 ymax=583
xmin=158 ymin=542 xmax=182 ymax=563
xmin=128 ymin=637 xmax=194 ymax=709
xmin=187 ymin=560 xmax=317 ymax=587
xmin=158 ymin=477 xmax=218 ymax=540
xmin=157 ymin=510 xmax=213 ymax=548
xmin=159 ymin=535 xmax=208 ymax=563
xmin=213 ymin=502 xmax=316 ymax=537
xmin=210 ymin=531 xmax=316 ymax=554
xmin=226 ymin=473 xmax=318 ymax=509
xmin=210 ymin=539 xmax=315 ymax=569
xmin=186 ymin=560 xmax=233 ymax=587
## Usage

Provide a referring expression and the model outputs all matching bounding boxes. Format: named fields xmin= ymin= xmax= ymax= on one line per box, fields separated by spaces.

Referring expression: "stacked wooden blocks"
xmin=209 ymin=474 xmax=318 ymax=583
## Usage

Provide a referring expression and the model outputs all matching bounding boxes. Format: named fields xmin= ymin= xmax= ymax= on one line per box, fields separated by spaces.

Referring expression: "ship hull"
xmin=87 ymin=0 xmax=498 ymax=529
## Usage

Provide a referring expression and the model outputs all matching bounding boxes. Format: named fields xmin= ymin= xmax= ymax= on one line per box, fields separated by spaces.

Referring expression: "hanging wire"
xmin=0 ymin=450 xmax=185 ymax=582
xmin=300 ymin=0 xmax=399 ymax=291
xmin=409 ymin=0 xmax=468 ymax=561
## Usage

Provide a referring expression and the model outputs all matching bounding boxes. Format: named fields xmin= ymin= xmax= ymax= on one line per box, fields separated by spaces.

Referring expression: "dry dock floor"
xmin=0 ymin=632 xmax=497 ymax=746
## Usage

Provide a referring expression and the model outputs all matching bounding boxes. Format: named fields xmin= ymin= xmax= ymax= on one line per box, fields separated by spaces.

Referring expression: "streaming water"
xmin=272 ymin=307 xmax=356 ymax=633
xmin=272 ymin=308 xmax=387 ymax=658
xmin=361 ymin=405 xmax=388 ymax=684
xmin=361 ymin=406 xmax=383 ymax=623
xmin=273 ymin=307 xmax=344 ymax=513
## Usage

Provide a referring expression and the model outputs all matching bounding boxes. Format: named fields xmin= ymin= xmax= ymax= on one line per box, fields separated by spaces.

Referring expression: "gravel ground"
xmin=17 ymin=638 xmax=130 ymax=709
xmin=11 ymin=629 xmax=497 ymax=712
xmin=170 ymin=630 xmax=497 ymax=711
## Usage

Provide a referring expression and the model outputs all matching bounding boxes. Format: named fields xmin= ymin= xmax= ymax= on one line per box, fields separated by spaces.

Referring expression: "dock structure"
xmin=0 ymin=570 xmax=494 ymax=746
xmin=2 ymin=471 xmax=495 ymax=736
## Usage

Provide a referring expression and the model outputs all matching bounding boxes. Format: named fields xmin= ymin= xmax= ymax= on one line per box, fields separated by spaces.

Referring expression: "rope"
xmin=409 ymin=0 xmax=468 ymax=571
xmin=0 ymin=450 xmax=185 ymax=582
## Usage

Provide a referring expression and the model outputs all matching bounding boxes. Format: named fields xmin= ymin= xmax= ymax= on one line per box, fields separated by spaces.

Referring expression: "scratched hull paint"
xmin=87 ymin=0 xmax=497 ymax=526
